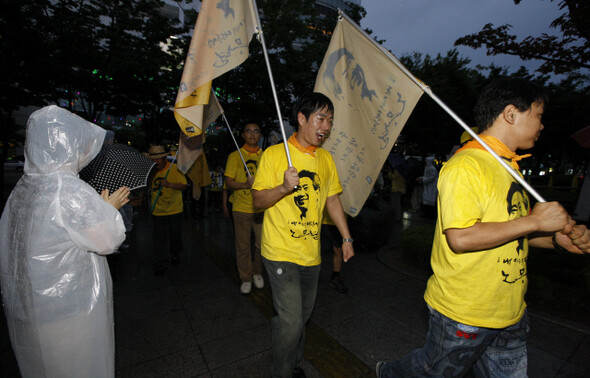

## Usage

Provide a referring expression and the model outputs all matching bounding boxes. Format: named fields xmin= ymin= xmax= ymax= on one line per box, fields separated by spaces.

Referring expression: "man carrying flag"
xmin=224 ymin=122 xmax=265 ymax=294
xmin=252 ymin=92 xmax=354 ymax=378
xmin=377 ymin=79 xmax=590 ymax=377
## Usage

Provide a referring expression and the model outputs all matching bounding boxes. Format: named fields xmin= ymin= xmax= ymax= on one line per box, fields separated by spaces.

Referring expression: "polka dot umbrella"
xmin=80 ymin=144 xmax=156 ymax=194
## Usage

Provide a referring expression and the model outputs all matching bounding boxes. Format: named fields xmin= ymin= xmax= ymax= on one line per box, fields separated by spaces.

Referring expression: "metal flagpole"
xmin=151 ymin=148 xmax=181 ymax=213
xmin=222 ymin=113 xmax=252 ymax=177
xmin=250 ymin=0 xmax=294 ymax=168
xmin=338 ymin=10 xmax=545 ymax=203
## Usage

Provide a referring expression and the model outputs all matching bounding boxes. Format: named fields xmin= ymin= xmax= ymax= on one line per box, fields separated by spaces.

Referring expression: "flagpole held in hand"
xmin=222 ymin=113 xmax=252 ymax=178
xmin=151 ymin=149 xmax=180 ymax=213
xmin=250 ymin=0 xmax=293 ymax=170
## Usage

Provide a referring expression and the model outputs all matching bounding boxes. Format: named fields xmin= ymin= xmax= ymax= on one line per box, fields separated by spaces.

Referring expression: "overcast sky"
xmin=359 ymin=0 xmax=564 ymax=76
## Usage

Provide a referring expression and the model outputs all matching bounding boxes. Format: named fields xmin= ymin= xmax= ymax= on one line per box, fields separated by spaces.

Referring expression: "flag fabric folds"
xmin=174 ymin=0 xmax=257 ymax=138
xmin=187 ymin=153 xmax=212 ymax=200
xmin=176 ymin=89 xmax=223 ymax=174
xmin=314 ymin=16 xmax=424 ymax=216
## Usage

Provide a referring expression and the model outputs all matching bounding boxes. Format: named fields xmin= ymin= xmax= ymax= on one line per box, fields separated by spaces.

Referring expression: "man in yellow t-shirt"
xmin=148 ymin=145 xmax=187 ymax=276
xmin=252 ymin=92 xmax=355 ymax=378
xmin=224 ymin=122 xmax=264 ymax=294
xmin=377 ymin=79 xmax=590 ymax=377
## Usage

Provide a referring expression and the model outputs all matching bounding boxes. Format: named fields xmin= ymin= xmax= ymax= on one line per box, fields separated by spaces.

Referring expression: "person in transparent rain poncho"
xmin=0 ymin=105 xmax=130 ymax=378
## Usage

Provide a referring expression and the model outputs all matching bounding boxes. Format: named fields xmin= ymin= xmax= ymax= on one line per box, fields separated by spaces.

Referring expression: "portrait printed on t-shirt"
xmin=289 ymin=170 xmax=321 ymax=240
xmin=500 ymin=181 xmax=530 ymax=284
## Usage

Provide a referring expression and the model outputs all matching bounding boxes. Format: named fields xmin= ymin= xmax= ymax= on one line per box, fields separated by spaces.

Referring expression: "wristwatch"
xmin=342 ymin=238 xmax=354 ymax=244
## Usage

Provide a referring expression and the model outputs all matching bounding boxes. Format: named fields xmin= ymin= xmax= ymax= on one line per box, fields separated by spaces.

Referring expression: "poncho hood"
xmin=24 ymin=105 xmax=106 ymax=175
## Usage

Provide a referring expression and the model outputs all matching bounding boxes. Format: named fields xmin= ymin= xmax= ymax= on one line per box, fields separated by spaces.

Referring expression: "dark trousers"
xmin=152 ymin=212 xmax=183 ymax=268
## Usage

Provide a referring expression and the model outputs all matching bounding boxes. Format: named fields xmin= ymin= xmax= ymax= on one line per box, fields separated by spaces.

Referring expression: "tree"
xmin=396 ymin=50 xmax=486 ymax=158
xmin=0 ymin=0 xmax=56 ymax=201
xmin=454 ymin=0 xmax=590 ymax=76
xmin=1 ymin=0 xmax=193 ymax=147
xmin=47 ymin=0 xmax=189 ymax=128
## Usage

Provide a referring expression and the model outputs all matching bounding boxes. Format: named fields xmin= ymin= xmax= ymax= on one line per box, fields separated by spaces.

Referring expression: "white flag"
xmin=314 ymin=16 xmax=424 ymax=216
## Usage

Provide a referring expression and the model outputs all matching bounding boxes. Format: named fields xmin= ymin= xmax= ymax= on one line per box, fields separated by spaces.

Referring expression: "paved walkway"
xmin=1 ymin=208 xmax=590 ymax=377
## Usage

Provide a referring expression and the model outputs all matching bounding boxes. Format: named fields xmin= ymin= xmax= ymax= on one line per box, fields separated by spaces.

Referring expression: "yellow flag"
xmin=174 ymin=0 xmax=257 ymax=137
xmin=188 ymin=153 xmax=212 ymax=200
xmin=176 ymin=89 xmax=223 ymax=174
xmin=314 ymin=16 xmax=424 ymax=216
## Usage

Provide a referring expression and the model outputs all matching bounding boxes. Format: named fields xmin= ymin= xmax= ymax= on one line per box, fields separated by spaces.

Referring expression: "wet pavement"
xmin=1 ymin=204 xmax=590 ymax=377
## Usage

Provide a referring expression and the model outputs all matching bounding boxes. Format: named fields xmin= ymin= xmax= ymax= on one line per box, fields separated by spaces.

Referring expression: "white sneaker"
xmin=253 ymin=274 xmax=264 ymax=289
xmin=240 ymin=282 xmax=252 ymax=294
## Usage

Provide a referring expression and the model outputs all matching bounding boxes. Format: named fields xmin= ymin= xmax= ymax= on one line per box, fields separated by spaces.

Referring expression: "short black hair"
xmin=242 ymin=122 xmax=260 ymax=132
xmin=474 ymin=78 xmax=548 ymax=131
xmin=292 ymin=92 xmax=334 ymax=127
xmin=298 ymin=170 xmax=320 ymax=191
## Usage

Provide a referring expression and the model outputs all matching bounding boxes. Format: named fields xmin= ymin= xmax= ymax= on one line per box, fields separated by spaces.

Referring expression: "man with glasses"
xmin=224 ymin=122 xmax=265 ymax=294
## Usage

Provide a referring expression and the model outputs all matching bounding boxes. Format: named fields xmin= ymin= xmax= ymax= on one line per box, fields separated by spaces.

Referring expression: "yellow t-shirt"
xmin=151 ymin=162 xmax=187 ymax=216
xmin=252 ymin=142 xmax=342 ymax=266
xmin=389 ymin=169 xmax=406 ymax=194
xmin=224 ymin=147 xmax=263 ymax=213
xmin=424 ymin=148 xmax=530 ymax=328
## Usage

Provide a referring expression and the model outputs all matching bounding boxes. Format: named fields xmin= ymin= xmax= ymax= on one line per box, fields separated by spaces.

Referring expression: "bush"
xmin=526 ymin=247 xmax=590 ymax=321
xmin=400 ymin=224 xmax=435 ymax=276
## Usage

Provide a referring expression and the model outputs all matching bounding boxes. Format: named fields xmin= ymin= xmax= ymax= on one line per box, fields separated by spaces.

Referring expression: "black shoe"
xmin=171 ymin=256 xmax=180 ymax=265
xmin=330 ymin=277 xmax=349 ymax=293
xmin=292 ymin=367 xmax=306 ymax=378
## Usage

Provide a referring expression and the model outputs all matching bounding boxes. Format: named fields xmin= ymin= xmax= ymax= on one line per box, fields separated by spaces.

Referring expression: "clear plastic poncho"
xmin=0 ymin=105 xmax=125 ymax=378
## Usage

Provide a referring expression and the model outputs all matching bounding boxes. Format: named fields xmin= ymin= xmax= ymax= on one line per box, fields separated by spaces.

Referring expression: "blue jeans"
xmin=263 ymin=258 xmax=321 ymax=378
xmin=378 ymin=306 xmax=529 ymax=377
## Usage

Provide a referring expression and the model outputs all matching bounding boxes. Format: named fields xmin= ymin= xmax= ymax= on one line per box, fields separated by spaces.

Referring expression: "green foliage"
xmin=0 ymin=0 xmax=190 ymax=151
xmin=3 ymin=0 xmax=589 ymax=166
xmin=400 ymin=224 xmax=434 ymax=275
xmin=455 ymin=0 xmax=590 ymax=75
xmin=0 ymin=0 xmax=56 ymax=179
xmin=397 ymin=50 xmax=485 ymax=157
xmin=0 ymin=0 xmax=54 ymax=114
xmin=393 ymin=47 xmax=590 ymax=168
